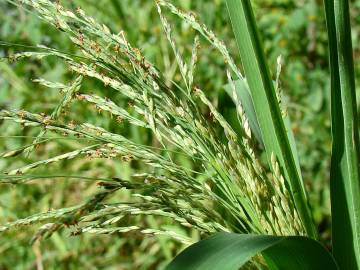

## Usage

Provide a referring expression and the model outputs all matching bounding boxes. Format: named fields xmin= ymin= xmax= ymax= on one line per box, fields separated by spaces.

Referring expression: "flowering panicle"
xmin=1 ymin=0 xmax=304 ymax=250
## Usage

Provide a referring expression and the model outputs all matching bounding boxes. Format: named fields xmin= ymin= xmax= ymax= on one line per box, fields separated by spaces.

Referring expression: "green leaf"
xmin=223 ymin=79 xmax=263 ymax=146
xmin=166 ymin=232 xmax=338 ymax=270
xmin=224 ymin=0 xmax=317 ymax=239
xmin=324 ymin=0 xmax=360 ymax=269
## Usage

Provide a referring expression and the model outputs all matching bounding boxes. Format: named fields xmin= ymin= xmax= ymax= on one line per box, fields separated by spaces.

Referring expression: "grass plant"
xmin=1 ymin=0 xmax=359 ymax=269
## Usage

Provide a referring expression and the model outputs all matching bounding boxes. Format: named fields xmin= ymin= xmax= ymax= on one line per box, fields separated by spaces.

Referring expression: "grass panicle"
xmin=0 ymin=0 xmax=308 ymax=267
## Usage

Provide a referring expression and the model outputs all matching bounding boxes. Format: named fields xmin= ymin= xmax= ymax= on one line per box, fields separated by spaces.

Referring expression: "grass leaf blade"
xmin=224 ymin=0 xmax=317 ymax=238
xmin=324 ymin=0 xmax=360 ymax=268
xmin=166 ymin=232 xmax=338 ymax=270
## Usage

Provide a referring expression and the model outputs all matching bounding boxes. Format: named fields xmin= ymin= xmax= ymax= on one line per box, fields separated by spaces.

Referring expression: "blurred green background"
xmin=1 ymin=0 xmax=360 ymax=269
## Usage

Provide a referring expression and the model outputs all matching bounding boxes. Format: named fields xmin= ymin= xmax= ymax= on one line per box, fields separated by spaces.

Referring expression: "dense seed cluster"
xmin=1 ymin=0 xmax=304 ymax=248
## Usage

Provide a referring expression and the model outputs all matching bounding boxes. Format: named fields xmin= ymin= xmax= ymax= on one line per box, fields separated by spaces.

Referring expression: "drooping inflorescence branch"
xmin=1 ymin=0 xmax=304 ymax=247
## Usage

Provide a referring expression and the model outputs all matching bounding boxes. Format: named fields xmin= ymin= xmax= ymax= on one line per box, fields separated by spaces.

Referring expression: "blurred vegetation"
xmin=1 ymin=0 xmax=360 ymax=269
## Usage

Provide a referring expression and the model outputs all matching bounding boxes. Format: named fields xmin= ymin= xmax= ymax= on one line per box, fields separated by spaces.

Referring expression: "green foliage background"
xmin=1 ymin=0 xmax=360 ymax=268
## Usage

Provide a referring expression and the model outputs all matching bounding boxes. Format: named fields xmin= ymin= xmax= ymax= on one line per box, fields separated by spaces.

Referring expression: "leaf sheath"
xmin=324 ymin=0 xmax=360 ymax=268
